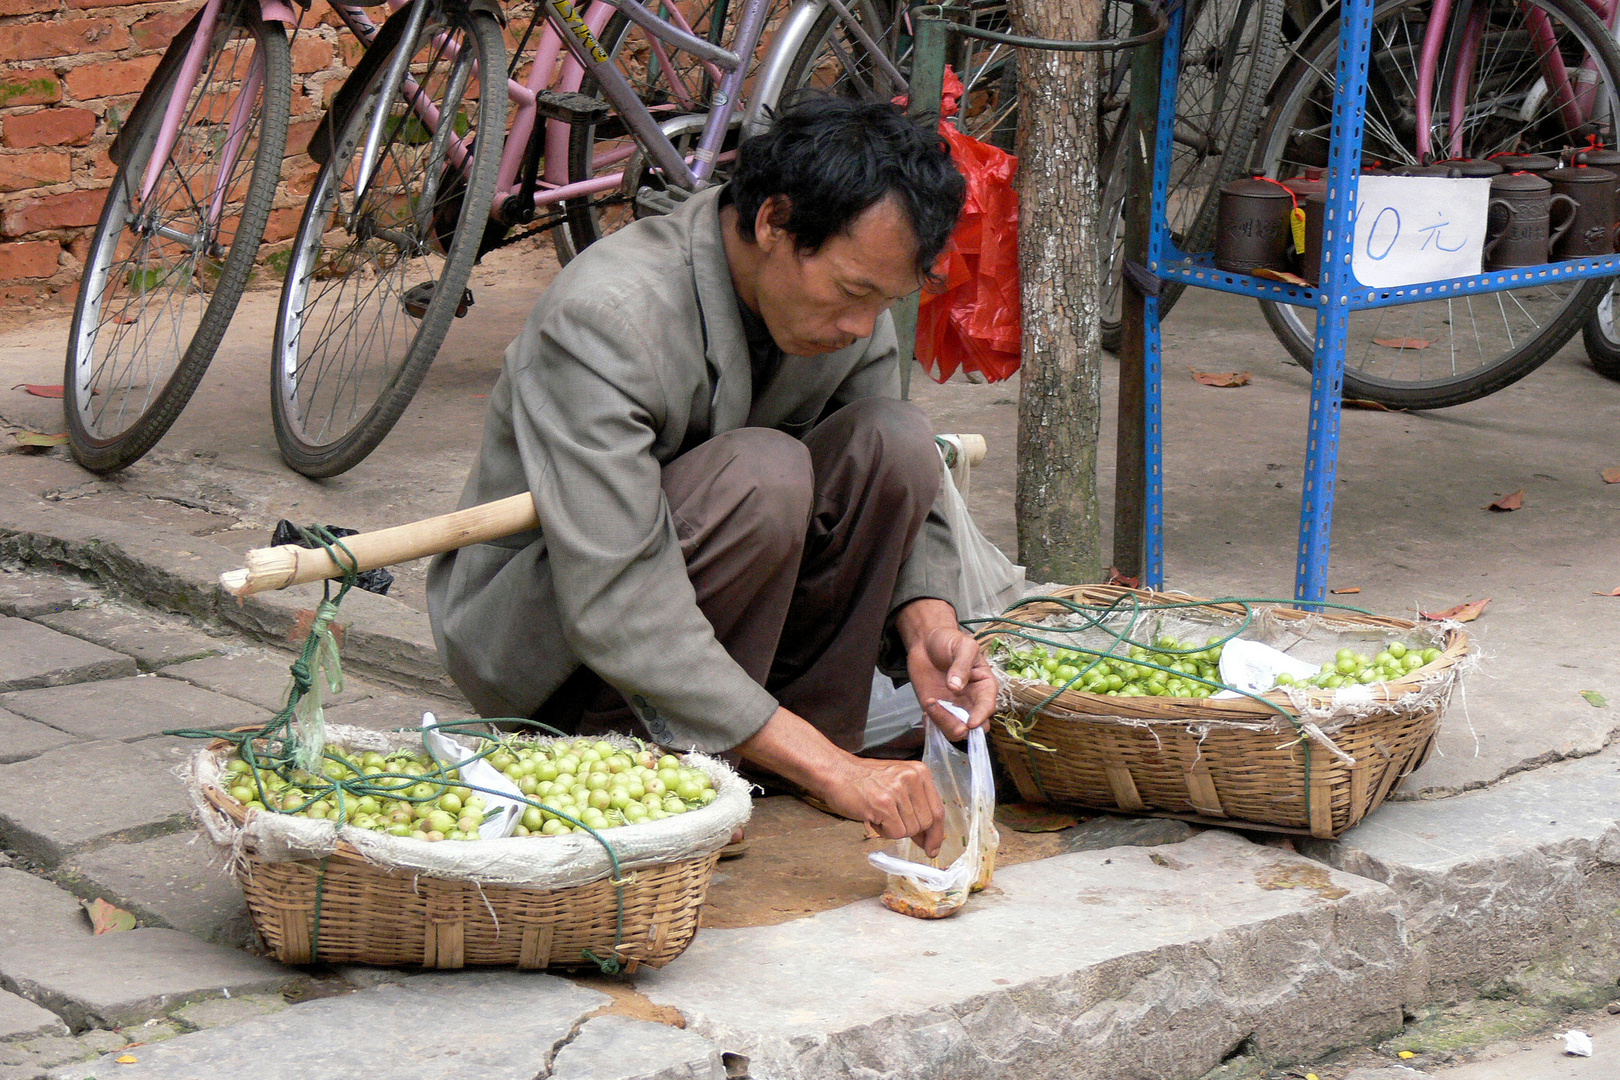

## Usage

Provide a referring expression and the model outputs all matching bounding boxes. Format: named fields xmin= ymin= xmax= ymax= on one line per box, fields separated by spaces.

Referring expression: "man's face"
xmin=750 ymin=196 xmax=926 ymax=357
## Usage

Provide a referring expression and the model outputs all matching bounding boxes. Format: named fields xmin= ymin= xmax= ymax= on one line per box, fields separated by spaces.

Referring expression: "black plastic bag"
xmin=270 ymin=520 xmax=394 ymax=597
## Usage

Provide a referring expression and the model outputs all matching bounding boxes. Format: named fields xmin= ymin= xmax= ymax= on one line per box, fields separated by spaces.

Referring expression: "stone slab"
xmin=168 ymin=993 xmax=287 ymax=1030
xmin=0 ymin=990 xmax=67 ymax=1042
xmin=0 ymin=740 xmax=191 ymax=867
xmin=0 ymin=571 xmax=97 ymax=621
xmin=0 ymin=677 xmax=269 ymax=745
xmin=320 ymin=690 xmax=474 ymax=733
xmin=0 ymin=868 xmax=90 ymax=950
xmin=54 ymin=972 xmax=609 ymax=1080
xmin=639 ymin=831 xmax=1410 ymax=1080
xmin=159 ymin=649 xmax=370 ymax=712
xmin=3 ymin=1029 xmax=126 ymax=1072
xmin=54 ymin=831 xmax=252 ymax=949
xmin=1305 ymin=745 xmax=1620 ymax=1006
xmin=551 ymin=1015 xmax=725 ymax=1080
xmin=0 ymin=708 xmax=75 ymax=764
xmin=0 ymin=926 xmax=294 ymax=1031
xmin=34 ymin=606 xmax=223 ymax=672
xmin=0 ymin=618 xmax=135 ymax=693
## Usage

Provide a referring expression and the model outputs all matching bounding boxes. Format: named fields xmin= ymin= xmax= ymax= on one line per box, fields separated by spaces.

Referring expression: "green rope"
xmin=310 ymin=856 xmax=330 ymax=962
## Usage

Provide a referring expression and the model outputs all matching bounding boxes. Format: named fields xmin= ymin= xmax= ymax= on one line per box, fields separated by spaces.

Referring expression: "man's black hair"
xmin=720 ymin=93 xmax=966 ymax=279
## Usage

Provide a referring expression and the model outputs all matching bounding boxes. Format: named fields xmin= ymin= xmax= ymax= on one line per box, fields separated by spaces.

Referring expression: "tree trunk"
xmin=1011 ymin=0 xmax=1105 ymax=585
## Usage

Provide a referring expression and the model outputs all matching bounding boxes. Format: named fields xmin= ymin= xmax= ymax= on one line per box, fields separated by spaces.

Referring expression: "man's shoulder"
xmin=541 ymin=196 xmax=712 ymax=319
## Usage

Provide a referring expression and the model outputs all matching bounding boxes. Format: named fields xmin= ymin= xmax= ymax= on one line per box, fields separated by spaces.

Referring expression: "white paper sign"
xmin=1350 ymin=176 xmax=1491 ymax=287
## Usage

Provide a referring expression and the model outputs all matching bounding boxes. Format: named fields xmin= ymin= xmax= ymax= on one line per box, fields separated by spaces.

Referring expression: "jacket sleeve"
xmin=829 ymin=313 xmax=964 ymax=674
xmin=504 ymin=296 xmax=779 ymax=754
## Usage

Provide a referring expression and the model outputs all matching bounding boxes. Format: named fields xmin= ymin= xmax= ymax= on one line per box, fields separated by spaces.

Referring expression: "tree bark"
xmin=1011 ymin=0 xmax=1105 ymax=585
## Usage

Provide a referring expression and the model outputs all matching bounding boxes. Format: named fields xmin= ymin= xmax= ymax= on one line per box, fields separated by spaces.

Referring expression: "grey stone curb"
xmin=0 ymin=499 xmax=453 ymax=698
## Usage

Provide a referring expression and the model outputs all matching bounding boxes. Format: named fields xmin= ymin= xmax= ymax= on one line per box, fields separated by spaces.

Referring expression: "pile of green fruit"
xmin=1283 ymin=643 xmax=1443 ymax=690
xmin=998 ymin=635 xmax=1228 ymax=698
xmin=218 ymin=739 xmax=716 ymax=842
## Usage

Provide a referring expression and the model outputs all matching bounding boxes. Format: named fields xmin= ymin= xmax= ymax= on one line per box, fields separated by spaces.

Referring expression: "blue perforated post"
xmin=1140 ymin=0 xmax=1184 ymax=591
xmin=1295 ymin=0 xmax=1374 ymax=605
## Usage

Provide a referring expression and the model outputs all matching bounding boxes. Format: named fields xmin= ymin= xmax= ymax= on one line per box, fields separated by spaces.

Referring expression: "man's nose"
xmin=836 ymin=305 xmax=881 ymax=340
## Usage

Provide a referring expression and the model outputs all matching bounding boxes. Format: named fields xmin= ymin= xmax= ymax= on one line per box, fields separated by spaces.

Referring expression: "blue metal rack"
xmin=1140 ymin=0 xmax=1620 ymax=604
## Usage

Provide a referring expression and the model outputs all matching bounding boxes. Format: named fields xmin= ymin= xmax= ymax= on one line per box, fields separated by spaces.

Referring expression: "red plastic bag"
xmin=912 ymin=70 xmax=1021 ymax=383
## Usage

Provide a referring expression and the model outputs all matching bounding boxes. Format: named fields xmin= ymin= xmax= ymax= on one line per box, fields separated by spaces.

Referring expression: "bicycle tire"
xmin=272 ymin=3 xmax=506 ymax=478
xmin=555 ymin=1 xmax=792 ymax=264
xmin=65 ymin=2 xmax=290 ymax=474
xmin=1254 ymin=0 xmax=1620 ymax=409
xmin=1581 ymin=286 xmax=1620 ymax=380
xmin=1097 ymin=0 xmax=1284 ymax=352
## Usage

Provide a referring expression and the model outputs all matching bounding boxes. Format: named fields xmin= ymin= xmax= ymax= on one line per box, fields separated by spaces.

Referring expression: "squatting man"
xmin=429 ymin=95 xmax=995 ymax=855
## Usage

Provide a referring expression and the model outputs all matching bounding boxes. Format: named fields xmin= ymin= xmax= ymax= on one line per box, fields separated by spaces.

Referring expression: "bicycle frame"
xmin=141 ymin=0 xmax=297 ymax=234
xmin=322 ymin=0 xmax=807 ymax=231
xmin=1413 ymin=0 xmax=1620 ymax=160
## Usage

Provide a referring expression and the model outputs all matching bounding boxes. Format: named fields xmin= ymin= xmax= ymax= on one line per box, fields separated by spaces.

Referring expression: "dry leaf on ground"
xmin=1581 ymin=690 xmax=1609 ymax=708
xmin=995 ymin=804 xmax=1081 ymax=833
xmin=1106 ymin=566 xmax=1141 ymax=588
xmin=1344 ymin=398 xmax=1403 ymax=411
xmin=1330 ymin=587 xmax=1361 ymax=595
xmin=1486 ymin=489 xmax=1524 ymax=511
xmin=1372 ymin=337 xmax=1432 ymax=349
xmin=1595 ymin=587 xmax=1620 ymax=596
xmin=1602 ymin=467 xmax=1620 ymax=484
xmin=1188 ymin=367 xmax=1252 ymax=388
xmin=12 ymin=383 xmax=64 ymax=398
xmin=84 ymin=897 xmax=136 ymax=934
xmin=12 ymin=431 xmax=68 ymax=448
xmin=1420 ymin=598 xmax=1490 ymax=622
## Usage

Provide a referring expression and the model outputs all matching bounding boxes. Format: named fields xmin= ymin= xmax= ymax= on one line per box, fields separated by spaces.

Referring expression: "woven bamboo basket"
xmin=194 ymin=735 xmax=735 ymax=972
xmin=980 ymin=585 xmax=1470 ymax=839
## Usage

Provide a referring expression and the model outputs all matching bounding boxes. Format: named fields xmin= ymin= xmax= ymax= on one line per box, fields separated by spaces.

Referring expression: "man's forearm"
xmin=893 ymin=597 xmax=961 ymax=652
xmin=736 ymin=706 xmax=861 ymax=795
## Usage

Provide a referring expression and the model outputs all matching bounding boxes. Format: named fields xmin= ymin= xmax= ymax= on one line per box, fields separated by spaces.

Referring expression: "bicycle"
xmin=64 ymin=0 xmax=296 ymax=473
xmin=273 ymin=0 xmax=851 ymax=477
xmin=1252 ymin=0 xmax=1620 ymax=408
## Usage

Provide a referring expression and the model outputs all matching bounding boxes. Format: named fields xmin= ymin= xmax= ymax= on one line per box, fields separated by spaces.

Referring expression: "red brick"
xmin=284 ymin=157 xmax=319 ymax=197
xmin=64 ymin=55 xmax=162 ymax=99
xmin=288 ymin=88 xmax=317 ymax=115
xmin=2 ymin=108 xmax=97 ymax=148
xmin=289 ymin=35 xmax=332 ymax=74
xmin=0 ymin=239 xmax=61 ymax=279
xmin=70 ymin=0 xmax=167 ymax=9
xmin=0 ymin=150 xmax=71 ymax=192
xmin=84 ymin=144 xmax=116 ymax=179
xmin=260 ymin=205 xmax=300 ymax=243
xmin=3 ymin=186 xmax=105 ymax=234
xmin=0 ymin=70 xmax=64 ymax=108
xmin=338 ymin=36 xmax=365 ymax=67
xmin=284 ymin=118 xmax=319 ymax=158
xmin=0 ymin=20 xmax=132 ymax=63
xmin=130 ymin=8 xmax=193 ymax=50
xmin=0 ymin=0 xmax=49 ymax=15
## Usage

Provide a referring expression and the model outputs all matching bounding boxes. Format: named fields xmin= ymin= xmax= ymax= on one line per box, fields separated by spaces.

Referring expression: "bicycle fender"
xmin=109 ymin=7 xmax=205 ymax=167
xmin=308 ymin=2 xmax=413 ymax=166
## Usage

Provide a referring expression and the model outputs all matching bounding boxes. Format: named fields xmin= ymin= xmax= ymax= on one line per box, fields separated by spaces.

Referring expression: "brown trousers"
xmin=539 ymin=397 xmax=942 ymax=753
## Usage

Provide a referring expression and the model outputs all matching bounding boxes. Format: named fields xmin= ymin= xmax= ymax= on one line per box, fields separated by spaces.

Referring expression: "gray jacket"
xmin=426 ymin=186 xmax=959 ymax=753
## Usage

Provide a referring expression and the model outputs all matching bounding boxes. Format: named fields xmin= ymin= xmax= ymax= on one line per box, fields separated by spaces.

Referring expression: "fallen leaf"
xmin=84 ymin=897 xmax=136 ymax=934
xmin=1188 ymin=367 xmax=1252 ymax=388
xmin=1343 ymin=398 xmax=1403 ymax=411
xmin=995 ymin=803 xmax=1080 ymax=833
xmin=1252 ymin=267 xmax=1311 ymax=286
xmin=1372 ymin=337 xmax=1431 ymax=349
xmin=1420 ymin=597 xmax=1490 ymax=622
xmin=12 ymin=383 xmax=64 ymax=398
xmin=12 ymin=430 xmax=69 ymax=447
xmin=1602 ymin=467 xmax=1620 ymax=484
xmin=1487 ymin=489 xmax=1524 ymax=511
xmin=1330 ymin=586 xmax=1361 ymax=595
xmin=1105 ymin=566 xmax=1140 ymax=589
xmin=117 ymin=1054 xmax=139 ymax=1064
xmin=1595 ymin=587 xmax=1620 ymax=596
xmin=1581 ymin=690 xmax=1609 ymax=708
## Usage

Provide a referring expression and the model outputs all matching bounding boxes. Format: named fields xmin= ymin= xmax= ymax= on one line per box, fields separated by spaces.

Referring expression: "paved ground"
xmin=0 ymin=250 xmax=1617 ymax=1078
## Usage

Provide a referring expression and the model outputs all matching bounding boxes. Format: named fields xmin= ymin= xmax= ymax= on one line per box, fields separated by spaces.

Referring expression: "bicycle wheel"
xmin=272 ymin=2 xmax=505 ymax=478
xmin=65 ymin=2 xmax=290 ymax=473
xmin=1097 ymin=0 xmax=1284 ymax=352
xmin=1581 ymin=285 xmax=1620 ymax=380
xmin=556 ymin=1 xmax=793 ymax=263
xmin=1255 ymin=0 xmax=1620 ymax=409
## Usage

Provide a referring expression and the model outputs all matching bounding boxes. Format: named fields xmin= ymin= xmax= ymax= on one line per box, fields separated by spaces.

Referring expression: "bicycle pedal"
xmin=402 ymin=282 xmax=475 ymax=319
xmin=634 ymin=186 xmax=691 ymax=217
xmin=533 ymin=90 xmax=611 ymax=126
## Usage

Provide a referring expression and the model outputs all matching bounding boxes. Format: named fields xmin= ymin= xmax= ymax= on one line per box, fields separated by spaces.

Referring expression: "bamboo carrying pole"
xmin=219 ymin=435 xmax=988 ymax=597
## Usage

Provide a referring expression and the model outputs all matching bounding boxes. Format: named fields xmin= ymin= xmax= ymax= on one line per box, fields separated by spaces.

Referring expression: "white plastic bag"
xmin=868 ymin=712 xmax=1000 ymax=918
xmin=936 ymin=439 xmax=1024 ymax=620
xmin=420 ymin=712 xmax=526 ymax=839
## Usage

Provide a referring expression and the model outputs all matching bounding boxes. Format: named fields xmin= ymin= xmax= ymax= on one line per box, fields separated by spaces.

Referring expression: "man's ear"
xmin=754 ymin=195 xmax=793 ymax=254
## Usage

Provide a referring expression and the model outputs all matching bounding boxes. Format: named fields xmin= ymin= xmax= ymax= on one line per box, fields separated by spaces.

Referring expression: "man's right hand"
xmin=737 ymin=705 xmax=947 ymax=856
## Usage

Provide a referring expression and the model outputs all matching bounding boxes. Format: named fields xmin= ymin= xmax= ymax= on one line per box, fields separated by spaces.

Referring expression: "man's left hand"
xmin=895 ymin=598 xmax=996 ymax=740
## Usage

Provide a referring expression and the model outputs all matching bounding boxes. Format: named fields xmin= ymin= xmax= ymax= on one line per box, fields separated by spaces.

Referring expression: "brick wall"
xmin=0 ymin=0 xmax=368 ymax=306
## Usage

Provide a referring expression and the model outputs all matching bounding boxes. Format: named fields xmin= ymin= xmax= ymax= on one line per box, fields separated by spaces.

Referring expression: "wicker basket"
xmin=195 ymin=735 xmax=736 ymax=971
xmin=981 ymin=585 xmax=1469 ymax=839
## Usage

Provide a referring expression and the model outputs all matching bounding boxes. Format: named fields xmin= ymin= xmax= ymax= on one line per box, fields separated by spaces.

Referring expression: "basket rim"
xmin=977 ymin=583 xmax=1470 ymax=721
